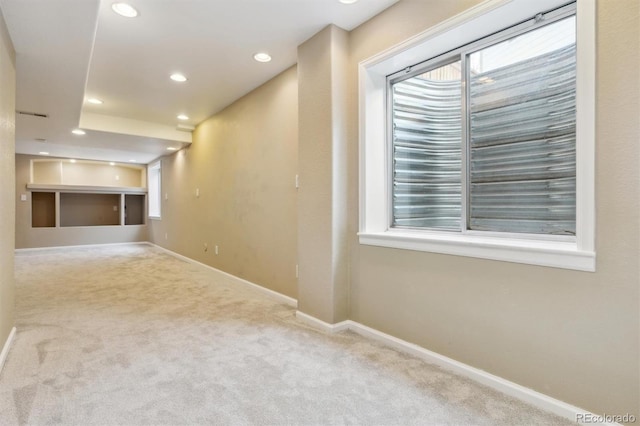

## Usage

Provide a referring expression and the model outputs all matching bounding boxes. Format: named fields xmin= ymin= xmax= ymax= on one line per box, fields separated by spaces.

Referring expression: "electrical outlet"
xmin=195 ymin=188 xmax=200 ymax=197
xmin=165 ymin=232 xmax=168 ymax=240
xmin=113 ymin=205 xmax=118 ymax=211
xmin=215 ymin=245 xmax=219 ymax=255
xmin=204 ymin=243 xmax=208 ymax=252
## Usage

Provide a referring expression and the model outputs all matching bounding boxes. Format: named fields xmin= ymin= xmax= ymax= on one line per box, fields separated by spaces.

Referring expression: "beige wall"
xmin=346 ymin=0 xmax=639 ymax=419
xmin=297 ymin=25 xmax=349 ymax=323
xmin=0 ymin=8 xmax=15 ymax=352
xmin=32 ymin=159 xmax=144 ymax=187
xmin=15 ymin=154 xmax=148 ymax=248
xmin=148 ymin=66 xmax=298 ymax=299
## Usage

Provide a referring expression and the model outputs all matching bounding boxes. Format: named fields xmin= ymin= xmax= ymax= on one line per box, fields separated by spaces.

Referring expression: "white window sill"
xmin=358 ymin=230 xmax=595 ymax=272
xmin=148 ymin=216 xmax=161 ymax=221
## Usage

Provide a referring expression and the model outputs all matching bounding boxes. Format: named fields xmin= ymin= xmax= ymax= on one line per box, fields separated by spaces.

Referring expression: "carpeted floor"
xmin=0 ymin=244 xmax=573 ymax=425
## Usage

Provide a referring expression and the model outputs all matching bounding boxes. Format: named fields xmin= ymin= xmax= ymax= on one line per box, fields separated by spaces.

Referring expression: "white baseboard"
xmin=295 ymin=312 xmax=615 ymax=425
xmin=295 ymin=311 xmax=350 ymax=333
xmin=15 ymin=241 xmax=148 ymax=253
xmin=149 ymin=243 xmax=297 ymax=308
xmin=0 ymin=327 xmax=16 ymax=374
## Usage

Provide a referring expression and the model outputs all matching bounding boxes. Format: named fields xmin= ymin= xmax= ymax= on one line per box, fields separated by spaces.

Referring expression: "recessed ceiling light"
xmin=70 ymin=159 xmax=77 ymax=163
xmin=109 ymin=162 xmax=115 ymax=166
xmin=177 ymin=114 xmax=189 ymax=120
xmin=112 ymin=2 xmax=138 ymax=18
xmin=253 ymin=52 xmax=272 ymax=63
xmin=128 ymin=159 xmax=136 ymax=163
xmin=71 ymin=129 xmax=86 ymax=135
xmin=87 ymin=98 xmax=103 ymax=105
xmin=339 ymin=0 xmax=359 ymax=3
xmin=167 ymin=147 xmax=178 ymax=151
xmin=170 ymin=73 xmax=187 ymax=82
xmin=39 ymin=151 xmax=49 ymax=156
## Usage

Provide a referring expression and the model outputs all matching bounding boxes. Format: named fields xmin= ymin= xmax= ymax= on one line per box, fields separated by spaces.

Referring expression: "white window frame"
xmin=358 ymin=0 xmax=595 ymax=272
xmin=148 ymin=160 xmax=161 ymax=220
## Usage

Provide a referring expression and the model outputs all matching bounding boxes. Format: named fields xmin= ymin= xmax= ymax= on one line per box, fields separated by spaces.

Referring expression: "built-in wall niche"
xmin=31 ymin=192 xmax=55 ymax=228
xmin=27 ymin=158 xmax=148 ymax=229
xmin=60 ymin=193 xmax=121 ymax=227
xmin=31 ymin=158 xmax=146 ymax=187
xmin=125 ymin=194 xmax=145 ymax=225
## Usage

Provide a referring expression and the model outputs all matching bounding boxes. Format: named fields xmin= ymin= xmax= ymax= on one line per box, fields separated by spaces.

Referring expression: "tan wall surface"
xmin=61 ymin=161 xmax=143 ymax=187
xmin=60 ymin=193 xmax=120 ymax=227
xmin=346 ymin=0 xmax=639 ymax=418
xmin=31 ymin=159 xmax=144 ymax=187
xmin=148 ymin=66 xmax=298 ymax=299
xmin=297 ymin=25 xmax=349 ymax=323
xmin=33 ymin=160 xmax=61 ymax=185
xmin=0 ymin=7 xmax=15 ymax=352
xmin=15 ymin=154 xmax=148 ymax=248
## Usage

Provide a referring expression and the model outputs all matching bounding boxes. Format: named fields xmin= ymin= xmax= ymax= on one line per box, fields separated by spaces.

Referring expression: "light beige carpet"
xmin=0 ymin=244 xmax=573 ymax=425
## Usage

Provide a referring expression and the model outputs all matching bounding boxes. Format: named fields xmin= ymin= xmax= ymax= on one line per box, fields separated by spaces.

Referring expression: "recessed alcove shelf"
xmin=27 ymin=159 xmax=148 ymax=228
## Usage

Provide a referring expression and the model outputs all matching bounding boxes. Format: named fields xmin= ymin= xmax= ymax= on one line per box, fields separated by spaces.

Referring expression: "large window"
xmin=148 ymin=161 xmax=161 ymax=219
xmin=391 ymin=10 xmax=576 ymax=235
xmin=359 ymin=0 xmax=595 ymax=271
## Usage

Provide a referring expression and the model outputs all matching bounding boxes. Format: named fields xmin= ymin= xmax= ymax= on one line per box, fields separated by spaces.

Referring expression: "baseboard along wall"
xmin=0 ymin=327 xmax=16 ymax=375
xmin=148 ymin=243 xmax=297 ymax=308
xmin=293 ymin=312 xmax=615 ymax=425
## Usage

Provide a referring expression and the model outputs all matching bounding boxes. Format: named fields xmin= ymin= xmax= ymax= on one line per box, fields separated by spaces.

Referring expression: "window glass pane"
xmin=391 ymin=61 xmax=462 ymax=230
xmin=468 ymin=16 xmax=576 ymax=235
xmin=148 ymin=164 xmax=161 ymax=218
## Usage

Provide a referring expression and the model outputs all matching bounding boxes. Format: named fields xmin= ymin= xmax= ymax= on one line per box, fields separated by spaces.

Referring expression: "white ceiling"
xmin=0 ymin=0 xmax=398 ymax=164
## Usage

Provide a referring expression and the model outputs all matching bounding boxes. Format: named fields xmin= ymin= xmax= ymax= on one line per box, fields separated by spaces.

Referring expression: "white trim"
xmin=358 ymin=0 xmax=596 ymax=272
xmin=149 ymin=243 xmax=297 ymax=308
xmin=0 ymin=327 xmax=16 ymax=374
xmin=147 ymin=160 xmax=162 ymax=219
xmin=295 ymin=311 xmax=350 ymax=333
xmin=15 ymin=241 xmax=149 ymax=253
xmin=575 ymin=0 xmax=596 ymax=254
xmin=359 ymin=231 xmax=595 ymax=271
xmin=294 ymin=312 xmax=617 ymax=425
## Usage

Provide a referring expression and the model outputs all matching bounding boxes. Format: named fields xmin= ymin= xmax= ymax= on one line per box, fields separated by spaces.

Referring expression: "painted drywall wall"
xmin=0 ymin=8 xmax=15 ymax=354
xmin=346 ymin=0 xmax=639 ymax=419
xmin=15 ymin=154 xmax=148 ymax=248
xmin=297 ymin=25 xmax=350 ymax=323
xmin=148 ymin=66 xmax=298 ymax=299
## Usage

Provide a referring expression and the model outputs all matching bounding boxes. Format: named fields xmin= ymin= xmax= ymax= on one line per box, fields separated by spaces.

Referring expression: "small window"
xmin=148 ymin=161 xmax=161 ymax=219
xmin=359 ymin=0 xmax=595 ymax=271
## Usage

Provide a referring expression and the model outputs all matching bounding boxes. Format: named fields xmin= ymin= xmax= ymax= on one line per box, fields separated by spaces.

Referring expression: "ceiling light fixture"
xmin=71 ymin=129 xmax=86 ymax=135
xmin=70 ymin=159 xmax=77 ymax=163
xmin=167 ymin=147 xmax=178 ymax=151
xmin=39 ymin=152 xmax=50 ymax=156
xmin=112 ymin=2 xmax=138 ymax=18
xmin=109 ymin=162 xmax=115 ymax=166
xmin=87 ymin=98 xmax=103 ymax=105
xmin=170 ymin=73 xmax=187 ymax=82
xmin=253 ymin=52 xmax=272 ymax=63
xmin=128 ymin=159 xmax=136 ymax=163
xmin=177 ymin=114 xmax=189 ymax=120
xmin=339 ymin=0 xmax=359 ymax=4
